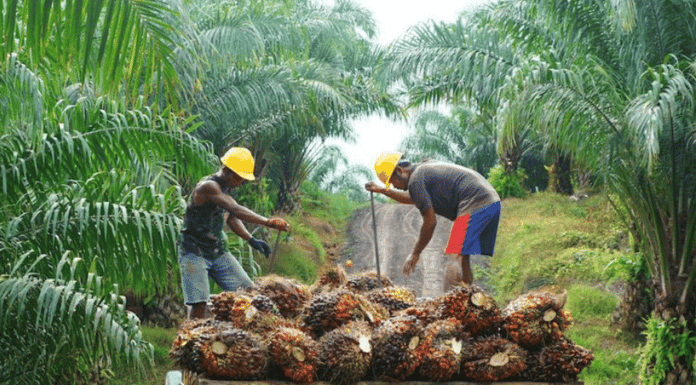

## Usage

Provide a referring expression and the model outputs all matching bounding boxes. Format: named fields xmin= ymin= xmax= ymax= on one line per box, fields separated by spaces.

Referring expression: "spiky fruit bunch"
xmin=396 ymin=297 xmax=441 ymax=325
xmin=438 ymin=284 xmax=502 ymax=335
xmin=459 ymin=335 xmax=526 ymax=382
xmin=520 ymin=336 xmax=594 ymax=382
xmin=268 ymin=327 xmax=320 ymax=384
xmin=415 ymin=318 xmax=466 ymax=382
xmin=318 ymin=321 xmax=373 ymax=385
xmin=366 ymin=286 xmax=416 ymax=315
xmin=170 ymin=318 xmax=220 ymax=373
xmin=311 ymin=265 xmax=348 ymax=295
xmin=502 ymin=288 xmax=573 ymax=348
xmin=342 ymin=270 xmax=393 ymax=293
xmin=303 ymin=289 xmax=387 ymax=338
xmin=252 ymin=275 xmax=312 ymax=318
xmin=370 ymin=315 xmax=425 ymax=381
xmin=211 ymin=291 xmax=291 ymax=335
xmin=198 ymin=325 xmax=268 ymax=380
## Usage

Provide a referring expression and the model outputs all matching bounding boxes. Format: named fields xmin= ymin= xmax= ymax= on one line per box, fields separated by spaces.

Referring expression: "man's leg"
xmin=443 ymin=254 xmax=463 ymax=292
xmin=460 ymin=254 xmax=473 ymax=284
xmin=189 ymin=302 xmax=207 ymax=319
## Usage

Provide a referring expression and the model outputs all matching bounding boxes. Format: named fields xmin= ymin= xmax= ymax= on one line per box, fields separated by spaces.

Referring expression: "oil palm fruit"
xmin=520 ymin=336 xmax=594 ymax=382
xmin=268 ymin=326 xmax=320 ymax=384
xmin=438 ymin=284 xmax=502 ymax=335
xmin=502 ymin=287 xmax=572 ymax=348
xmin=252 ymin=275 xmax=312 ymax=319
xmin=366 ymin=286 xmax=416 ymax=315
xmin=170 ymin=318 xmax=220 ymax=373
xmin=415 ymin=318 xmax=465 ymax=381
xmin=311 ymin=264 xmax=348 ymax=295
xmin=342 ymin=270 xmax=393 ymax=293
xmin=303 ymin=289 xmax=387 ymax=338
xmin=396 ymin=297 xmax=441 ymax=325
xmin=211 ymin=291 xmax=292 ymax=335
xmin=370 ymin=314 xmax=425 ymax=381
xmin=318 ymin=321 xmax=373 ymax=385
xmin=459 ymin=335 xmax=526 ymax=382
xmin=198 ymin=325 xmax=268 ymax=380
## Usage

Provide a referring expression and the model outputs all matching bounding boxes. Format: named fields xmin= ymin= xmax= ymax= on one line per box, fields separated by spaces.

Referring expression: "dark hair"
xmin=397 ymin=160 xmax=412 ymax=168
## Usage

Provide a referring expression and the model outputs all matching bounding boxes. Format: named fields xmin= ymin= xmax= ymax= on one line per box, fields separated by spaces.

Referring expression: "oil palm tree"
xmin=1 ymin=0 xmax=214 ymax=381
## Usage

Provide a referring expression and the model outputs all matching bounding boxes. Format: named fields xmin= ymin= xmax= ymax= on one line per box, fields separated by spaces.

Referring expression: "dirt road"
xmin=341 ymin=202 xmax=489 ymax=298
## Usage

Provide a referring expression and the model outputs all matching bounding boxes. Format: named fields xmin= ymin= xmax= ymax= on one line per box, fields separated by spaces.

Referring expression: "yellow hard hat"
xmin=374 ymin=151 xmax=403 ymax=188
xmin=220 ymin=147 xmax=256 ymax=180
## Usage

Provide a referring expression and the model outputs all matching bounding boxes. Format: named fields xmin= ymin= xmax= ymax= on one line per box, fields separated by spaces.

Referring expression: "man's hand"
xmin=364 ymin=181 xmax=385 ymax=193
xmin=402 ymin=252 xmax=421 ymax=276
xmin=267 ymin=217 xmax=290 ymax=231
xmin=248 ymin=237 xmax=271 ymax=257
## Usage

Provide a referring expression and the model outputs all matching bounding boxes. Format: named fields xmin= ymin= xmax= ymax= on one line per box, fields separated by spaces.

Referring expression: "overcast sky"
xmin=324 ymin=0 xmax=494 ymax=181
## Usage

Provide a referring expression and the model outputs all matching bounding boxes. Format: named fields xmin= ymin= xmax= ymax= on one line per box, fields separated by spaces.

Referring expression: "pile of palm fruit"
xmin=170 ymin=267 xmax=593 ymax=383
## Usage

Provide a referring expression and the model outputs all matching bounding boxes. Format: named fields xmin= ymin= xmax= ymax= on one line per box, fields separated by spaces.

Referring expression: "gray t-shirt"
xmin=408 ymin=162 xmax=500 ymax=220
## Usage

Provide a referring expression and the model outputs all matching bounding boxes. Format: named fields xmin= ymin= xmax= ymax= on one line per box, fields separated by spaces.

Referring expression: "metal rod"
xmin=268 ymin=228 xmax=282 ymax=273
xmin=370 ymin=191 xmax=382 ymax=287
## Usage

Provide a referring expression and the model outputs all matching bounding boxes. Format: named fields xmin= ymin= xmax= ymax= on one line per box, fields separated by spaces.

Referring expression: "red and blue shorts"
xmin=445 ymin=201 xmax=501 ymax=256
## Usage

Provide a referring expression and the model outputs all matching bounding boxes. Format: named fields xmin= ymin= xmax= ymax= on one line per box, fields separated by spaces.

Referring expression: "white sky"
xmin=324 ymin=0 xmax=494 ymax=181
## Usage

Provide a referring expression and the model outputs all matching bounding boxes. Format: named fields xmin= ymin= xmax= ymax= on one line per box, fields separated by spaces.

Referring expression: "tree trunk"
xmin=553 ymin=154 xmax=573 ymax=195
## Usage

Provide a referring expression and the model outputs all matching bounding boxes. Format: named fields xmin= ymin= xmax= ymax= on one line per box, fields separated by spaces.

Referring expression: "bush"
xmin=487 ymin=165 xmax=529 ymax=199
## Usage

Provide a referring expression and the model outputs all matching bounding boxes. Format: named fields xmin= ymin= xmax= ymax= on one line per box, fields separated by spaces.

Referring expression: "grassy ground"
xmin=110 ymin=190 xmax=643 ymax=384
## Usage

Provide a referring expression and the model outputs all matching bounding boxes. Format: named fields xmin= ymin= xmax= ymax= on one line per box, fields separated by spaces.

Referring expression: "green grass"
xmin=490 ymin=192 xmax=642 ymax=385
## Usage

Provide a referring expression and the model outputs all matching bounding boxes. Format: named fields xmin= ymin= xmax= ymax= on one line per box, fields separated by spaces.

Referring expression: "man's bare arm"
xmin=364 ymin=182 xmax=413 ymax=204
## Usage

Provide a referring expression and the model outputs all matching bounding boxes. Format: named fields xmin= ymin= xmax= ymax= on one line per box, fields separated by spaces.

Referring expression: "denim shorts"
xmin=178 ymin=250 xmax=254 ymax=305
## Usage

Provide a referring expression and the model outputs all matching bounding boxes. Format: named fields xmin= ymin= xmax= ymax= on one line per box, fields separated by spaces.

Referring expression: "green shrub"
xmin=487 ymin=164 xmax=529 ymax=199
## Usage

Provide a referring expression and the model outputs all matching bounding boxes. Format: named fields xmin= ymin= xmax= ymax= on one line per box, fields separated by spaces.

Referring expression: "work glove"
xmin=248 ymin=237 xmax=271 ymax=257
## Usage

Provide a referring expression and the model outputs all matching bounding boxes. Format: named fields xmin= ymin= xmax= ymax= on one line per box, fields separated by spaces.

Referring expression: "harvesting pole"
xmin=370 ymin=191 xmax=383 ymax=287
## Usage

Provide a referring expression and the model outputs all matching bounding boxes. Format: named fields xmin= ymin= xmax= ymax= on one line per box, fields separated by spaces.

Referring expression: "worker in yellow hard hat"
xmin=178 ymin=147 xmax=290 ymax=319
xmin=366 ymin=151 xmax=501 ymax=292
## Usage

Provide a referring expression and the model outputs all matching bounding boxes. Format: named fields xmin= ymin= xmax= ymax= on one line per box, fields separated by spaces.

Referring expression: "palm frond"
xmin=0 ymin=270 xmax=152 ymax=383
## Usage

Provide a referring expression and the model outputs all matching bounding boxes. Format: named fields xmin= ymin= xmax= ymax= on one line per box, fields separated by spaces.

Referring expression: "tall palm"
xmin=181 ymin=0 xmax=398 ymax=210
xmin=1 ymin=0 xmax=214 ymax=381
xmin=487 ymin=0 xmax=696 ymax=381
xmin=400 ymin=107 xmax=498 ymax=175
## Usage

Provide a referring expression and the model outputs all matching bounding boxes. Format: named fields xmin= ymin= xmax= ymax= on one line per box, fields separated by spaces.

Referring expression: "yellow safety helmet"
xmin=374 ymin=151 xmax=403 ymax=188
xmin=220 ymin=147 xmax=256 ymax=180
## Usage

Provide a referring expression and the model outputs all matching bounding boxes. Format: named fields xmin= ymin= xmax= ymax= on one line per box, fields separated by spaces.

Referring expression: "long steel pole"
xmin=370 ymin=191 xmax=382 ymax=287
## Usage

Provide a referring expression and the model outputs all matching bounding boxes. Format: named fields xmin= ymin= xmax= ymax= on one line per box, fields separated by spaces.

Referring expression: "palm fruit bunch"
xmin=170 ymin=318 xmax=220 ymax=373
xmin=210 ymin=291 xmax=290 ymax=335
xmin=414 ymin=318 xmax=466 ymax=382
xmin=268 ymin=326 xmax=320 ymax=384
xmin=459 ymin=334 xmax=527 ymax=382
xmin=502 ymin=286 xmax=573 ymax=348
xmin=370 ymin=314 xmax=425 ymax=381
xmin=365 ymin=285 xmax=416 ymax=315
xmin=252 ymin=275 xmax=312 ymax=319
xmin=302 ymin=289 xmax=387 ymax=338
xmin=520 ymin=336 xmax=594 ymax=382
xmin=396 ymin=297 xmax=441 ymax=325
xmin=311 ymin=264 xmax=348 ymax=295
xmin=197 ymin=324 xmax=269 ymax=380
xmin=342 ymin=270 xmax=393 ymax=293
xmin=438 ymin=283 xmax=502 ymax=335
xmin=317 ymin=321 xmax=373 ymax=385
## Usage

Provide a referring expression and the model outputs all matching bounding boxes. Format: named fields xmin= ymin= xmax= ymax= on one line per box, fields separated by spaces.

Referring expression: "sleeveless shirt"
xmin=180 ymin=174 xmax=228 ymax=258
